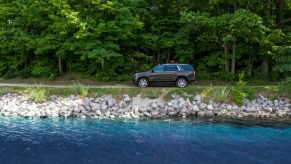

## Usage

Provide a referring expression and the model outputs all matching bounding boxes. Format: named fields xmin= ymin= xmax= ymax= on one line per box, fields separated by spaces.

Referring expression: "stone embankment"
xmin=0 ymin=93 xmax=290 ymax=119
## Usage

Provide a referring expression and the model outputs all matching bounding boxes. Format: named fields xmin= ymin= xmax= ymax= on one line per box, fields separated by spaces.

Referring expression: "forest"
xmin=0 ymin=0 xmax=290 ymax=82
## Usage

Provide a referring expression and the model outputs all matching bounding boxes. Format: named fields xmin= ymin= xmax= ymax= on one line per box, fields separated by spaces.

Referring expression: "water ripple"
xmin=0 ymin=117 xmax=291 ymax=163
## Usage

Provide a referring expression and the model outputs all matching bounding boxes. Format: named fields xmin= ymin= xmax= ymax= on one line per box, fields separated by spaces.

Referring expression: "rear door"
xmin=163 ymin=65 xmax=179 ymax=81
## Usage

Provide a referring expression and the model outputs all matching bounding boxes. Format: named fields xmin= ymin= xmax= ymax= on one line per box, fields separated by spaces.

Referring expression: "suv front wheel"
xmin=176 ymin=78 xmax=188 ymax=88
xmin=138 ymin=77 xmax=149 ymax=87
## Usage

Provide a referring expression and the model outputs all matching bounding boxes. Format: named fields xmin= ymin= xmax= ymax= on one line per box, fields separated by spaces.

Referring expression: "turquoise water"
xmin=0 ymin=117 xmax=291 ymax=164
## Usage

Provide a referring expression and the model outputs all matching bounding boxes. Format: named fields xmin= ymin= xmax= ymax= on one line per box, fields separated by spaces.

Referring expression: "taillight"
xmin=193 ymin=71 xmax=196 ymax=76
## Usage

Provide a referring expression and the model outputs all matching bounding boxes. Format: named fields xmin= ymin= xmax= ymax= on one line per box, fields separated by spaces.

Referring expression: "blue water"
xmin=0 ymin=117 xmax=291 ymax=164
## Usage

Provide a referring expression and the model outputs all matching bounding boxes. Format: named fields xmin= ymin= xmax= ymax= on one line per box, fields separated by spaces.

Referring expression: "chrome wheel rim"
xmin=177 ymin=79 xmax=187 ymax=87
xmin=138 ymin=78 xmax=148 ymax=87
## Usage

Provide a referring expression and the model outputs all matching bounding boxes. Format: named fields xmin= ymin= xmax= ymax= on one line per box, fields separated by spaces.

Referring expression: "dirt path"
xmin=0 ymin=83 xmax=134 ymax=88
xmin=0 ymin=82 xmax=275 ymax=89
xmin=0 ymin=77 xmax=276 ymax=89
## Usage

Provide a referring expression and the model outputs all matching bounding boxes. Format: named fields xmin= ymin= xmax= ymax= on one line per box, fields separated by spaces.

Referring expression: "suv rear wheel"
xmin=176 ymin=77 xmax=187 ymax=88
xmin=138 ymin=77 xmax=149 ymax=87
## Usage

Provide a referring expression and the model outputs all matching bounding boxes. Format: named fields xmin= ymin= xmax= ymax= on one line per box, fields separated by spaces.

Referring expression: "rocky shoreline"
xmin=0 ymin=93 xmax=290 ymax=119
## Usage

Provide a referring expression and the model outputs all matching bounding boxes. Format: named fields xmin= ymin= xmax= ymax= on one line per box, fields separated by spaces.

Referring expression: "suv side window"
xmin=164 ymin=65 xmax=178 ymax=71
xmin=153 ymin=65 xmax=164 ymax=72
xmin=179 ymin=65 xmax=194 ymax=71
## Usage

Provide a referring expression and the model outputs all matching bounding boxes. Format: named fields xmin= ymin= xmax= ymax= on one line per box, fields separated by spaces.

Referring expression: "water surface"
xmin=0 ymin=117 xmax=291 ymax=164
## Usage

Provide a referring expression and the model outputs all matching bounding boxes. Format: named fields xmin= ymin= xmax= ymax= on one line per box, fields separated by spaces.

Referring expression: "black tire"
xmin=138 ymin=77 xmax=149 ymax=87
xmin=176 ymin=77 xmax=188 ymax=88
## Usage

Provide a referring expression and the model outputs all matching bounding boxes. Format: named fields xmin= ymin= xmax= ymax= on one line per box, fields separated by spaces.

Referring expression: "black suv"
xmin=133 ymin=64 xmax=196 ymax=87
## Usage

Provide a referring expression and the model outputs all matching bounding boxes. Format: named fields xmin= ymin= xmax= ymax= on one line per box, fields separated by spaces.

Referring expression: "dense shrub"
xmin=229 ymin=72 xmax=254 ymax=105
xmin=278 ymin=77 xmax=291 ymax=93
xmin=211 ymin=72 xmax=234 ymax=81
xmin=18 ymin=68 xmax=32 ymax=79
xmin=3 ymin=70 xmax=16 ymax=79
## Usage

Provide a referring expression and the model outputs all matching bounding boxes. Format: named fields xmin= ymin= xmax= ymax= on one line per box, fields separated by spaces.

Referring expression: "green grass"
xmin=46 ymin=87 xmax=163 ymax=100
xmin=212 ymin=86 xmax=229 ymax=102
xmin=163 ymin=86 xmax=203 ymax=101
xmin=252 ymin=86 xmax=290 ymax=99
xmin=72 ymin=82 xmax=89 ymax=98
xmin=24 ymin=86 xmax=48 ymax=103
xmin=0 ymin=85 xmax=288 ymax=102
xmin=0 ymin=87 xmax=17 ymax=96
xmin=91 ymin=88 xmax=162 ymax=100
xmin=195 ymin=79 xmax=278 ymax=86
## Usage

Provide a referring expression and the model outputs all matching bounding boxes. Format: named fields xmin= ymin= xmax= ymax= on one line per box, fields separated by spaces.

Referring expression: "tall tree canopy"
xmin=0 ymin=0 xmax=290 ymax=81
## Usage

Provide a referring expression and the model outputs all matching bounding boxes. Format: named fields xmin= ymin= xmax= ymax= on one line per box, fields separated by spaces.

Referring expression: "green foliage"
xmin=3 ymin=70 xmax=16 ymax=79
xmin=147 ymin=91 xmax=158 ymax=99
xmin=278 ymin=77 xmax=291 ymax=93
xmin=202 ymin=87 xmax=213 ymax=97
xmin=18 ymin=69 xmax=32 ymax=79
xmin=72 ymin=82 xmax=89 ymax=98
xmin=201 ymin=86 xmax=229 ymax=103
xmin=0 ymin=87 xmax=17 ymax=96
xmin=273 ymin=34 xmax=291 ymax=76
xmin=164 ymin=87 xmax=202 ymax=101
xmin=0 ymin=0 xmax=290 ymax=82
xmin=229 ymin=72 xmax=254 ymax=105
xmin=24 ymin=86 xmax=48 ymax=103
xmin=212 ymin=86 xmax=229 ymax=102
xmin=30 ymin=58 xmax=58 ymax=79
xmin=211 ymin=72 xmax=234 ymax=81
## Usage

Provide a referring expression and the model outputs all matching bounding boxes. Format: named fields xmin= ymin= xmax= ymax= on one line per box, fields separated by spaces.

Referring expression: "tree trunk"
xmin=157 ymin=49 xmax=160 ymax=63
xmin=262 ymin=59 xmax=269 ymax=78
xmin=277 ymin=0 xmax=285 ymax=25
xmin=58 ymin=56 xmax=63 ymax=75
xmin=233 ymin=0 xmax=237 ymax=11
xmin=216 ymin=3 xmax=221 ymax=15
xmin=267 ymin=0 xmax=272 ymax=16
xmin=224 ymin=42 xmax=229 ymax=72
xmin=248 ymin=54 xmax=252 ymax=76
xmin=153 ymin=50 xmax=156 ymax=63
xmin=24 ymin=51 xmax=28 ymax=69
xmin=167 ymin=48 xmax=170 ymax=63
xmin=231 ymin=41 xmax=236 ymax=74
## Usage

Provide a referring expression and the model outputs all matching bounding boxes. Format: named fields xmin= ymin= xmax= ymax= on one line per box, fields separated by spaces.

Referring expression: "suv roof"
xmin=161 ymin=63 xmax=190 ymax=65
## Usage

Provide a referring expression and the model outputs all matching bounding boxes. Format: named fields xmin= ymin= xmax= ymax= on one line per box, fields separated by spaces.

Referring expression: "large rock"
xmin=199 ymin=103 xmax=207 ymax=110
xmin=207 ymin=105 xmax=214 ymax=110
xmin=83 ymin=97 xmax=91 ymax=106
xmin=91 ymin=103 xmax=101 ymax=111
xmin=151 ymin=102 xmax=158 ymax=109
xmin=151 ymin=110 xmax=160 ymax=117
xmin=246 ymin=107 xmax=256 ymax=113
xmin=167 ymin=102 xmax=173 ymax=107
xmin=101 ymin=104 xmax=108 ymax=110
xmin=143 ymin=112 xmax=151 ymax=117
xmin=264 ymin=107 xmax=272 ymax=113
xmin=192 ymin=105 xmax=200 ymax=112
xmin=168 ymin=111 xmax=177 ymax=116
xmin=171 ymin=94 xmax=177 ymax=99
xmin=123 ymin=95 xmax=131 ymax=102
xmin=194 ymin=95 xmax=202 ymax=101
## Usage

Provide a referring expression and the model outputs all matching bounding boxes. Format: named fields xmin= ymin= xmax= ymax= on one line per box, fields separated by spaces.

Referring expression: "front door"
xmin=148 ymin=65 xmax=165 ymax=82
